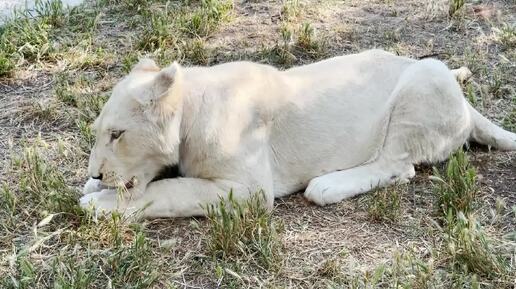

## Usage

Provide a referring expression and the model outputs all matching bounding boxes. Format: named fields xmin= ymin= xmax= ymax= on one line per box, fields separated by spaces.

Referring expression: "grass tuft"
xmin=34 ymin=0 xmax=67 ymax=27
xmin=493 ymin=23 xmax=516 ymax=50
xmin=181 ymin=0 xmax=233 ymax=37
xmin=502 ymin=97 xmax=516 ymax=131
xmin=429 ymin=150 xmax=514 ymax=286
xmin=281 ymin=0 xmax=301 ymax=21
xmin=184 ymin=38 xmax=211 ymax=65
xmin=449 ymin=0 xmax=465 ymax=17
xmin=367 ymin=184 xmax=404 ymax=223
xmin=205 ymin=191 xmax=283 ymax=271
xmin=431 ymin=150 xmax=478 ymax=220
xmin=445 ymin=213 xmax=510 ymax=279
xmin=138 ymin=11 xmax=177 ymax=52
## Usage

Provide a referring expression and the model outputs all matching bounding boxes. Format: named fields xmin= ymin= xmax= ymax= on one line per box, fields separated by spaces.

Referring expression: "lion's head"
xmin=87 ymin=59 xmax=183 ymax=193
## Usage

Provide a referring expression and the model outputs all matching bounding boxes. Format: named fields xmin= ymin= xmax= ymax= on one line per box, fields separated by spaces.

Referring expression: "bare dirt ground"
xmin=0 ymin=0 xmax=515 ymax=288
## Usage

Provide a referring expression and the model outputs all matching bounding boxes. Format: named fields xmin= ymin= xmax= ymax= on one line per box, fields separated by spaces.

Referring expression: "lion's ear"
xmin=132 ymin=58 xmax=159 ymax=72
xmin=154 ymin=62 xmax=180 ymax=96
xmin=134 ymin=62 xmax=182 ymax=115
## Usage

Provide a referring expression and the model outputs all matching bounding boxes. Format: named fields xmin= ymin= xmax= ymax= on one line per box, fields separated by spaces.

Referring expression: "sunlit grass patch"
xmin=261 ymin=22 xmax=327 ymax=67
xmin=428 ymin=150 xmax=515 ymax=287
xmin=205 ymin=191 xmax=283 ymax=271
xmin=448 ymin=0 xmax=465 ymax=17
xmin=0 ymin=50 xmax=16 ymax=76
xmin=502 ymin=97 xmax=516 ymax=131
xmin=336 ymin=249 xmax=440 ymax=288
xmin=493 ymin=23 xmax=516 ymax=50
xmin=0 ymin=0 xmax=101 ymax=75
xmin=138 ymin=10 xmax=178 ymax=52
xmin=296 ymin=22 xmax=325 ymax=57
xmin=318 ymin=257 xmax=342 ymax=280
xmin=281 ymin=0 xmax=301 ymax=21
xmin=58 ymin=41 xmax=115 ymax=70
xmin=260 ymin=24 xmax=297 ymax=66
xmin=1 ymin=220 xmax=160 ymax=289
xmin=445 ymin=213 xmax=511 ymax=280
xmin=180 ymin=0 xmax=234 ymax=37
xmin=0 ymin=14 xmax=52 ymax=62
xmin=55 ymin=73 xmax=77 ymax=106
xmin=184 ymin=38 xmax=211 ymax=65
xmin=431 ymin=150 xmax=478 ymax=220
xmin=366 ymin=184 xmax=404 ymax=223
xmin=33 ymin=0 xmax=68 ymax=27
xmin=9 ymin=140 xmax=82 ymax=218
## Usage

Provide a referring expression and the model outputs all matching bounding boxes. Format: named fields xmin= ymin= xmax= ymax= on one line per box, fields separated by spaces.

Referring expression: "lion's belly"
xmin=269 ymin=96 xmax=390 ymax=197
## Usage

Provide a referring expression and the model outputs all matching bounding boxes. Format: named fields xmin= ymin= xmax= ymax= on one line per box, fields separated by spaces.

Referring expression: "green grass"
xmin=366 ymin=184 xmax=404 ymax=223
xmin=205 ymin=191 xmax=283 ymax=271
xmin=1 ymin=0 xmax=515 ymax=288
xmin=502 ymin=97 xmax=516 ymax=131
xmin=431 ymin=150 xmax=478 ymax=220
xmin=1 ymin=218 xmax=160 ymax=289
xmin=0 ymin=0 xmax=72 ymax=75
xmin=281 ymin=0 xmax=301 ymax=21
xmin=449 ymin=0 xmax=465 ymax=17
xmin=54 ymin=73 xmax=77 ymax=106
xmin=181 ymin=0 xmax=234 ymax=37
xmin=9 ymin=140 xmax=82 ymax=219
xmin=260 ymin=22 xmax=326 ymax=67
xmin=184 ymin=38 xmax=211 ymax=65
xmin=429 ymin=150 xmax=514 ymax=286
xmin=445 ymin=213 xmax=510 ymax=280
xmin=494 ymin=23 xmax=516 ymax=50
xmin=138 ymin=10 xmax=177 ymax=52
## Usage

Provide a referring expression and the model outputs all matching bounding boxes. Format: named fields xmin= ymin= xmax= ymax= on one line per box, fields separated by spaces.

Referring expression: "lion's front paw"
xmin=304 ymin=177 xmax=331 ymax=206
xmin=82 ymin=178 xmax=105 ymax=195
xmin=80 ymin=189 xmax=119 ymax=214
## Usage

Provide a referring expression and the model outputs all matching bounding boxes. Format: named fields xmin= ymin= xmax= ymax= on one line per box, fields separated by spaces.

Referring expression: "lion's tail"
xmin=468 ymin=102 xmax=516 ymax=151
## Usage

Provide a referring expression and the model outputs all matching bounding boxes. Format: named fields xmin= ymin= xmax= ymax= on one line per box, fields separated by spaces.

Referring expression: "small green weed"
xmin=318 ymin=257 xmax=342 ymax=280
xmin=184 ymin=38 xmax=210 ymax=65
xmin=54 ymin=74 xmax=77 ymax=106
xmin=493 ymin=23 xmax=516 ymax=50
xmin=205 ymin=191 xmax=283 ymax=271
xmin=260 ymin=24 xmax=296 ymax=66
xmin=34 ymin=0 xmax=67 ymax=27
xmin=502 ymin=98 xmax=515 ymax=131
xmin=1 ymin=224 xmax=159 ymax=289
xmin=431 ymin=150 xmax=478 ymax=221
xmin=0 ymin=51 xmax=15 ymax=76
xmin=181 ymin=0 xmax=233 ymax=37
xmin=281 ymin=0 xmax=301 ymax=21
xmin=77 ymin=119 xmax=95 ymax=152
xmin=449 ymin=0 xmax=465 ymax=17
xmin=445 ymin=213 xmax=510 ymax=279
xmin=138 ymin=11 xmax=176 ymax=52
xmin=13 ymin=142 xmax=81 ymax=217
xmin=367 ymin=184 xmax=404 ymax=223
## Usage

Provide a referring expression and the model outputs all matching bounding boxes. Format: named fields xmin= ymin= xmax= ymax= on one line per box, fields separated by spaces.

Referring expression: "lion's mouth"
xmin=101 ymin=176 xmax=137 ymax=190
xmin=124 ymin=177 xmax=136 ymax=189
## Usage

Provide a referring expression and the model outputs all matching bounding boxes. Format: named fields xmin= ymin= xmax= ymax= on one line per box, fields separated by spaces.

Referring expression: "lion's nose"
xmin=91 ymin=173 xmax=103 ymax=180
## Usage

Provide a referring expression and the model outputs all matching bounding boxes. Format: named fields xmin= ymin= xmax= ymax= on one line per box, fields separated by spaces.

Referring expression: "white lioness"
xmin=80 ymin=49 xmax=516 ymax=218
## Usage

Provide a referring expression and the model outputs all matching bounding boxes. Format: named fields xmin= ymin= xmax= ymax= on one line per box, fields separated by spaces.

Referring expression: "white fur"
xmin=80 ymin=50 xmax=516 ymax=218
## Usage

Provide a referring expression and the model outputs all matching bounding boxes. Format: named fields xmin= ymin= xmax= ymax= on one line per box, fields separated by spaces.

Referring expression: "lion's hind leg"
xmin=304 ymin=158 xmax=414 ymax=206
xmin=304 ymin=59 xmax=472 ymax=206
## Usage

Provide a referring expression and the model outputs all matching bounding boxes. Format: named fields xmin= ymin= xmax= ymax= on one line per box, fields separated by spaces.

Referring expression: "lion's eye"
xmin=110 ymin=130 xmax=125 ymax=141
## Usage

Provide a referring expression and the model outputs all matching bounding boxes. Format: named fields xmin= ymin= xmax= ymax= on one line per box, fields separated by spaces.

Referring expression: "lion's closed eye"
xmin=110 ymin=130 xmax=125 ymax=141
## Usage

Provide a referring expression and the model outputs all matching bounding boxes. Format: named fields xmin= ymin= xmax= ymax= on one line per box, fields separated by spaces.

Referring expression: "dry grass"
xmin=0 ymin=0 xmax=515 ymax=288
